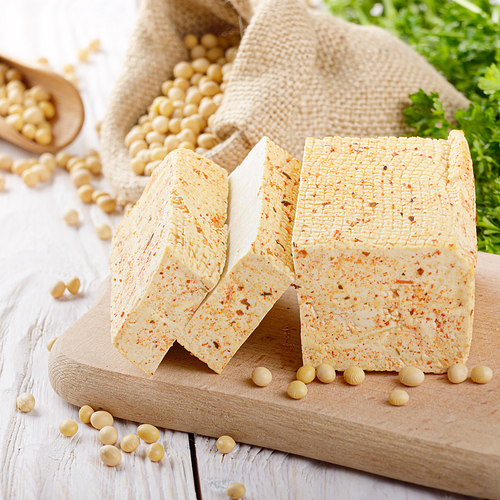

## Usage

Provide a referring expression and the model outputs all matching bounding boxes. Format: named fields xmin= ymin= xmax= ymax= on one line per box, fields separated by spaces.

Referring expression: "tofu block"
xmin=292 ymin=130 xmax=477 ymax=373
xmin=178 ymin=137 xmax=301 ymax=373
xmin=110 ymin=150 xmax=228 ymax=376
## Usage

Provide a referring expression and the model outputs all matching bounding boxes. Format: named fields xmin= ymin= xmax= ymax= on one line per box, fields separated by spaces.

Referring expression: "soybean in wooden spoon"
xmin=0 ymin=52 xmax=84 ymax=154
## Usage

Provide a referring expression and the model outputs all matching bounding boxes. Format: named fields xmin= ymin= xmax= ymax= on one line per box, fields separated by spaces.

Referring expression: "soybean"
xmin=79 ymin=405 xmax=94 ymax=424
xmin=16 ymin=393 xmax=35 ymax=412
xmin=398 ymin=366 xmax=425 ymax=387
xmin=96 ymin=223 xmax=112 ymax=240
xmin=97 ymin=195 xmax=116 ymax=213
xmin=447 ymin=363 xmax=468 ymax=384
xmin=146 ymin=443 xmax=165 ymax=462
xmin=99 ymin=445 xmax=121 ymax=467
xmin=77 ymin=184 xmax=94 ymax=203
xmin=287 ymin=380 xmax=307 ymax=400
xmin=251 ymin=367 xmax=272 ymax=387
xmin=99 ymin=426 xmax=118 ymax=445
xmin=50 ymin=280 xmax=66 ymax=299
xmin=216 ymin=435 xmax=236 ymax=454
xmin=120 ymin=434 xmax=140 ymax=453
xmin=63 ymin=208 xmax=79 ymax=226
xmin=470 ymin=366 xmax=493 ymax=384
xmin=137 ymin=423 xmax=160 ymax=443
xmin=90 ymin=410 xmax=114 ymax=430
xmin=296 ymin=365 xmax=316 ymax=384
xmin=316 ymin=363 xmax=336 ymax=384
xmin=343 ymin=366 xmax=365 ymax=386
xmin=59 ymin=419 xmax=78 ymax=437
xmin=226 ymin=483 xmax=246 ymax=500
xmin=66 ymin=277 xmax=80 ymax=295
xmin=389 ymin=389 xmax=409 ymax=407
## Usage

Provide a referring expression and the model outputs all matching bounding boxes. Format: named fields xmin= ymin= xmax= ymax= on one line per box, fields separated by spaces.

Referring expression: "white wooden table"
xmin=0 ymin=1 xmax=478 ymax=498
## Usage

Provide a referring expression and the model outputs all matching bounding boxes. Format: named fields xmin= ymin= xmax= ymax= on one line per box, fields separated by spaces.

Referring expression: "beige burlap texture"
xmin=100 ymin=0 xmax=469 ymax=203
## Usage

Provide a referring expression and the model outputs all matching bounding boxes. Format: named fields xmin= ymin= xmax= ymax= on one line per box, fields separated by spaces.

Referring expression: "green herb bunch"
xmin=324 ymin=0 xmax=500 ymax=253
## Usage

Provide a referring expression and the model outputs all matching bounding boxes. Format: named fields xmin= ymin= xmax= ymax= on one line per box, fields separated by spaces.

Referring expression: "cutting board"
xmin=49 ymin=251 xmax=500 ymax=499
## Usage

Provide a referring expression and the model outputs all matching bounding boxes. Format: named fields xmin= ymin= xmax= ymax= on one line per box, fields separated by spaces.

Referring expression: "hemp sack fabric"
xmin=100 ymin=0 xmax=469 ymax=203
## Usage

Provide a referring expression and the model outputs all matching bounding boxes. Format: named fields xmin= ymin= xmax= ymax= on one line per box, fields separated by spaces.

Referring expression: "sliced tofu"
xmin=178 ymin=137 xmax=301 ymax=373
xmin=292 ymin=130 xmax=477 ymax=373
xmin=110 ymin=149 xmax=228 ymax=376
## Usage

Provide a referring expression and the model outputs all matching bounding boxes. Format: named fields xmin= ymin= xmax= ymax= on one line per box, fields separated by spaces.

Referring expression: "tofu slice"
xmin=178 ymin=137 xmax=301 ymax=373
xmin=110 ymin=150 xmax=228 ymax=376
xmin=292 ymin=130 xmax=477 ymax=373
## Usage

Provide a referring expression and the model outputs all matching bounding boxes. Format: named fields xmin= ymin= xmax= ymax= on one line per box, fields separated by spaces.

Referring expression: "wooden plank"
xmin=0 ymin=1 xmax=197 ymax=498
xmin=49 ymin=252 xmax=500 ymax=499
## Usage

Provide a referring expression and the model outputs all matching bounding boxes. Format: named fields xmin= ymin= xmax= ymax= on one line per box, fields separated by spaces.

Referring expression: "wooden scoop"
xmin=0 ymin=52 xmax=84 ymax=154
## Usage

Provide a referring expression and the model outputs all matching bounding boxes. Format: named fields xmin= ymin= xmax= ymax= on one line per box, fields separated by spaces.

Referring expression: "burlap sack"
xmin=101 ymin=0 xmax=469 ymax=203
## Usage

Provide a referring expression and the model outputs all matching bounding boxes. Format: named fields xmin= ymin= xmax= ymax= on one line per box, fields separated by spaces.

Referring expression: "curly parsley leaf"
xmin=403 ymin=90 xmax=451 ymax=139
xmin=478 ymin=63 xmax=500 ymax=97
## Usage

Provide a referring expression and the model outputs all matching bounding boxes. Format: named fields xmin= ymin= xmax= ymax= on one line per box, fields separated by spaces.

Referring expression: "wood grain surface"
xmin=49 ymin=252 xmax=500 ymax=499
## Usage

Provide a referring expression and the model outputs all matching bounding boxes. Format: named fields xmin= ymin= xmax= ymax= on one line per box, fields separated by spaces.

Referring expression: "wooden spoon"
xmin=0 ymin=52 xmax=84 ymax=154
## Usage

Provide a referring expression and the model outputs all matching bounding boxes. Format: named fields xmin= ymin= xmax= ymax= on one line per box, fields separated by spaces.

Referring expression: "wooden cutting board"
xmin=48 ymin=251 xmax=500 ymax=499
